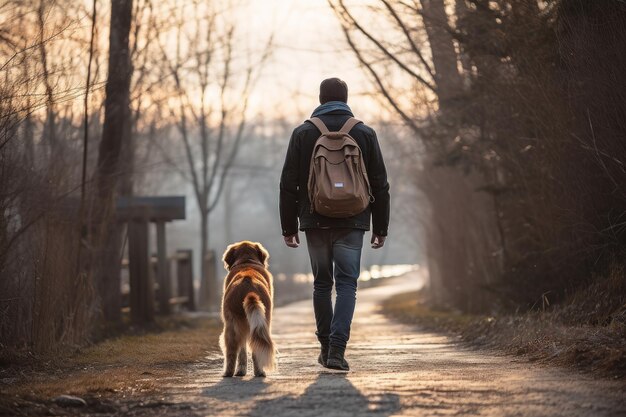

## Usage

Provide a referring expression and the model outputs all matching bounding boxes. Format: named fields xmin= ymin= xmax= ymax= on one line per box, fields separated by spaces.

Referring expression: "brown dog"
xmin=220 ymin=241 xmax=276 ymax=377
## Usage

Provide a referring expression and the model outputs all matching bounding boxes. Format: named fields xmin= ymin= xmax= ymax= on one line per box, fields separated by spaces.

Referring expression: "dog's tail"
xmin=243 ymin=292 xmax=276 ymax=371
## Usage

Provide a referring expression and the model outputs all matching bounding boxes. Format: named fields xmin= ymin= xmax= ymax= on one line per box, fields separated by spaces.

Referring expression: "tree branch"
xmin=380 ymin=0 xmax=435 ymax=78
xmin=334 ymin=0 xmax=436 ymax=93
xmin=330 ymin=1 xmax=422 ymax=136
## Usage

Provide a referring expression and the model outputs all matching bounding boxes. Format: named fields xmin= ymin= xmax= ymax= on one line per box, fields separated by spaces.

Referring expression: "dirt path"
xmin=156 ymin=272 xmax=625 ymax=417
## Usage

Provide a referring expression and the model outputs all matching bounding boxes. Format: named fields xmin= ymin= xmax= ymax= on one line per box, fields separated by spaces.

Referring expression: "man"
xmin=279 ymin=77 xmax=390 ymax=371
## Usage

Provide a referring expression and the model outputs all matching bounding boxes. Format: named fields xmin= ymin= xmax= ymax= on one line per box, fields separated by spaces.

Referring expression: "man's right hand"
xmin=284 ymin=233 xmax=300 ymax=248
xmin=371 ymin=234 xmax=386 ymax=249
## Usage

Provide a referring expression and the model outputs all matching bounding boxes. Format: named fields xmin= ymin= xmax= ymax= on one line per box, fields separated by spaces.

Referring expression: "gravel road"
xmin=158 ymin=271 xmax=625 ymax=417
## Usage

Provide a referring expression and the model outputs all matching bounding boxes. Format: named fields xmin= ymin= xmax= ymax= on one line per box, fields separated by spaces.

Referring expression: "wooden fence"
xmin=121 ymin=249 xmax=196 ymax=320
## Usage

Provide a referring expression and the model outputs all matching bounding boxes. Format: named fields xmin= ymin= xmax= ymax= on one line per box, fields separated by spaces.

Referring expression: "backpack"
xmin=307 ymin=117 xmax=374 ymax=218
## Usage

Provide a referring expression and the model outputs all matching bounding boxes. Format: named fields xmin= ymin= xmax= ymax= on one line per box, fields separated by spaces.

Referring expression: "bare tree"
xmin=92 ymin=0 xmax=162 ymax=323
xmin=329 ymin=0 xmax=503 ymax=310
xmin=156 ymin=1 xmax=271 ymax=310
xmin=0 ymin=0 xmax=106 ymax=348
xmin=92 ymin=0 xmax=134 ymax=322
xmin=78 ymin=0 xmax=98 ymax=275
xmin=36 ymin=0 xmax=57 ymax=155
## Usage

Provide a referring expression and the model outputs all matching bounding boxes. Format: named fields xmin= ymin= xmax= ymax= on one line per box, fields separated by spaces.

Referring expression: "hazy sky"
xmin=243 ymin=0 xmax=375 ymax=120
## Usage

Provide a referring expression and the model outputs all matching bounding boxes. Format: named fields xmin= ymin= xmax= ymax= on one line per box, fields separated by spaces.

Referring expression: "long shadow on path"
xmin=201 ymin=377 xmax=269 ymax=403
xmin=246 ymin=373 xmax=400 ymax=417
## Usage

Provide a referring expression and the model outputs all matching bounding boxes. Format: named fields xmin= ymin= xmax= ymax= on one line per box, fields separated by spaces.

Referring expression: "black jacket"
xmin=279 ymin=110 xmax=390 ymax=236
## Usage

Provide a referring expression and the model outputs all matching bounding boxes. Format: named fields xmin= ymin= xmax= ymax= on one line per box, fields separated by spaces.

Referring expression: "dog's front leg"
xmin=235 ymin=345 xmax=248 ymax=376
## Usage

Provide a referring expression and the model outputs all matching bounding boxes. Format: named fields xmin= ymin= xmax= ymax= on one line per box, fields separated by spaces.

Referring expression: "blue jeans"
xmin=305 ymin=228 xmax=365 ymax=350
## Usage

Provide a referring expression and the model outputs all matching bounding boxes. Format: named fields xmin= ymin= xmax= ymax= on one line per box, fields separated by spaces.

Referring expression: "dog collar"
xmin=230 ymin=259 xmax=265 ymax=270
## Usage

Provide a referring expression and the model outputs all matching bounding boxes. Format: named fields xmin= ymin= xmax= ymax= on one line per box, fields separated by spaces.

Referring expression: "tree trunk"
xmin=454 ymin=0 xmax=473 ymax=78
xmin=420 ymin=0 xmax=464 ymax=110
xmin=420 ymin=0 xmax=500 ymax=311
xmin=37 ymin=0 xmax=58 ymax=160
xmin=101 ymin=83 xmax=136 ymax=322
xmin=93 ymin=0 xmax=134 ymax=322
xmin=22 ymin=113 xmax=35 ymax=167
xmin=200 ymin=210 xmax=208 ymax=300
xmin=224 ymin=178 xmax=233 ymax=244
xmin=198 ymin=208 xmax=217 ymax=311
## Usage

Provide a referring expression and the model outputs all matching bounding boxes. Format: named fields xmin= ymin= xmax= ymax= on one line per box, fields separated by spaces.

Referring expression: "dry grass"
xmin=381 ymin=290 xmax=476 ymax=333
xmin=0 ymin=316 xmax=222 ymax=403
xmin=382 ymin=285 xmax=626 ymax=379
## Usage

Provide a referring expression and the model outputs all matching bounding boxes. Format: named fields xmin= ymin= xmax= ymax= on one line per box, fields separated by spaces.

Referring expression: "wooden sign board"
xmin=116 ymin=196 xmax=186 ymax=221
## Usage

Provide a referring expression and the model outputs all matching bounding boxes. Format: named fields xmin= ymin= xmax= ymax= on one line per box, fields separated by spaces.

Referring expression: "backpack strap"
xmin=339 ymin=117 xmax=362 ymax=135
xmin=339 ymin=117 xmax=373 ymax=202
xmin=308 ymin=117 xmax=330 ymax=135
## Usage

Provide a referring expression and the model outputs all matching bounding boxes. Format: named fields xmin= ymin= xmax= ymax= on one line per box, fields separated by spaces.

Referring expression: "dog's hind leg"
xmin=244 ymin=293 xmax=276 ymax=377
xmin=221 ymin=324 xmax=238 ymax=377
xmin=235 ymin=344 xmax=248 ymax=376
xmin=234 ymin=320 xmax=249 ymax=376
xmin=252 ymin=353 xmax=266 ymax=378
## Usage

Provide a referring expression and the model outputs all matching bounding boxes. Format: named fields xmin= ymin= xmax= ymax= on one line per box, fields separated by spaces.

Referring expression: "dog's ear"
xmin=222 ymin=244 xmax=238 ymax=270
xmin=255 ymin=243 xmax=269 ymax=267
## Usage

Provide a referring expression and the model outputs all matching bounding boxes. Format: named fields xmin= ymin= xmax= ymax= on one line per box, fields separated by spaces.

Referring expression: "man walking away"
xmin=279 ymin=77 xmax=390 ymax=371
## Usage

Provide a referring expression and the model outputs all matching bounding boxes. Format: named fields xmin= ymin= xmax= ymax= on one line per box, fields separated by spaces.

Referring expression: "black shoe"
xmin=318 ymin=344 xmax=329 ymax=368
xmin=326 ymin=346 xmax=349 ymax=371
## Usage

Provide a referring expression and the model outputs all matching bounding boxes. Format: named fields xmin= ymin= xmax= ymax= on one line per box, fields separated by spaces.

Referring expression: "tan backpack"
xmin=307 ymin=117 xmax=374 ymax=218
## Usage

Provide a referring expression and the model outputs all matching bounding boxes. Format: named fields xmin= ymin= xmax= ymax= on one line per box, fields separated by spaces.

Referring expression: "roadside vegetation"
xmin=0 ymin=317 xmax=221 ymax=416
xmin=382 ymin=266 xmax=626 ymax=379
xmin=332 ymin=0 xmax=626 ymax=319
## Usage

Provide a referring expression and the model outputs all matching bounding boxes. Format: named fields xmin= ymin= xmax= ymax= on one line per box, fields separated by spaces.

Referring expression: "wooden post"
xmin=176 ymin=250 xmax=195 ymax=311
xmin=156 ymin=221 xmax=171 ymax=315
xmin=116 ymin=196 xmax=186 ymax=319
xmin=128 ymin=217 xmax=154 ymax=324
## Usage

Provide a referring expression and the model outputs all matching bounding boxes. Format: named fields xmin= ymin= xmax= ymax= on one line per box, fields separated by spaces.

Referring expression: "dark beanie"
xmin=319 ymin=77 xmax=348 ymax=104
